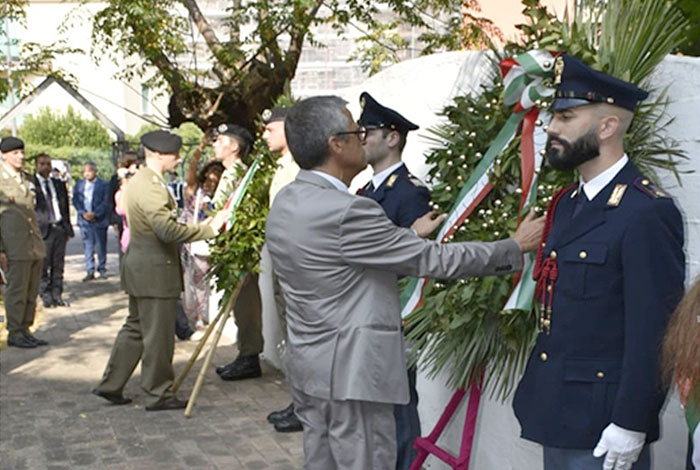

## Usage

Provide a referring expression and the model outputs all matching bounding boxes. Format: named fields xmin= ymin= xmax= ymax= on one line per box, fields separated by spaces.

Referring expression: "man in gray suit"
xmin=265 ymin=95 xmax=544 ymax=470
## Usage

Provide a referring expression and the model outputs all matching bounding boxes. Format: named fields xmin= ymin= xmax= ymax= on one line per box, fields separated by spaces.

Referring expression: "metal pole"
xmin=4 ymin=17 xmax=17 ymax=136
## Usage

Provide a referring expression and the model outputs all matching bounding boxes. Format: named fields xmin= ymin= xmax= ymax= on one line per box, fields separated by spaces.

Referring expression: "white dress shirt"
xmin=84 ymin=179 xmax=95 ymax=212
xmin=579 ymin=154 xmax=629 ymax=201
xmin=371 ymin=161 xmax=404 ymax=189
xmin=37 ymin=174 xmax=62 ymax=223
xmin=311 ymin=170 xmax=348 ymax=192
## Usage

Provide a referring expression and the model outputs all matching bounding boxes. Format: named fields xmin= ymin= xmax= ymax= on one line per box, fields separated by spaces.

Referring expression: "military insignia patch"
xmin=387 ymin=174 xmax=398 ymax=188
xmin=262 ymin=109 xmax=272 ymax=121
xmin=607 ymin=184 xmax=627 ymax=207
xmin=360 ymin=96 xmax=366 ymax=109
xmin=218 ymin=123 xmax=228 ymax=134
xmin=554 ymin=56 xmax=564 ymax=86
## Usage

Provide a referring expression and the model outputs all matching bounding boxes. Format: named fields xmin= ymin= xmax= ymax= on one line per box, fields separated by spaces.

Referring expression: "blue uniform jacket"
xmin=358 ymin=164 xmax=431 ymax=228
xmin=513 ymin=160 xmax=685 ymax=449
xmin=73 ymin=177 xmax=111 ymax=229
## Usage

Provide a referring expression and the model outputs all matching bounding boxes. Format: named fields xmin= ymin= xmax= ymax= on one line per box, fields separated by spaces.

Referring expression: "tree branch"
xmin=179 ymin=0 xmax=222 ymax=53
xmin=286 ymin=0 xmax=325 ymax=71
xmin=178 ymin=0 xmax=234 ymax=76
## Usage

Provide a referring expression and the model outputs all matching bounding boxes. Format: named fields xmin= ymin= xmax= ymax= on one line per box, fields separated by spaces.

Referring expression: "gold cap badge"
xmin=554 ymin=56 xmax=565 ymax=86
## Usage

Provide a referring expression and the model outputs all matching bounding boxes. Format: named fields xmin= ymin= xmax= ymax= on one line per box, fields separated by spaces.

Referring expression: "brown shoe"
xmin=145 ymin=397 xmax=187 ymax=411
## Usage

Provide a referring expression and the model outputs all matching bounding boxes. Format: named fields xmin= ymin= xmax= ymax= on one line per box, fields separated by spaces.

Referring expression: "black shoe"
xmin=274 ymin=413 xmax=303 ymax=433
xmin=54 ymin=298 xmax=69 ymax=307
xmin=42 ymin=298 xmax=55 ymax=308
xmin=82 ymin=273 xmax=95 ymax=282
xmin=145 ymin=397 xmax=187 ymax=411
xmin=7 ymin=336 xmax=37 ymax=349
xmin=218 ymin=354 xmax=262 ymax=381
xmin=267 ymin=402 xmax=295 ymax=424
xmin=215 ymin=361 xmax=235 ymax=375
xmin=24 ymin=333 xmax=48 ymax=346
xmin=91 ymin=388 xmax=132 ymax=405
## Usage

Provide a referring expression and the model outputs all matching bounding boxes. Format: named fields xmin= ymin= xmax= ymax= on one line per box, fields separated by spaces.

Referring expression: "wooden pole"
xmin=179 ymin=275 xmax=248 ymax=417
xmin=172 ymin=292 xmax=233 ymax=394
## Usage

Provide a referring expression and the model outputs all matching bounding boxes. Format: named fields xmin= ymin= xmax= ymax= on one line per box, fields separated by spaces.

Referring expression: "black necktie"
xmin=571 ymin=186 xmax=587 ymax=218
xmin=44 ymin=180 xmax=57 ymax=222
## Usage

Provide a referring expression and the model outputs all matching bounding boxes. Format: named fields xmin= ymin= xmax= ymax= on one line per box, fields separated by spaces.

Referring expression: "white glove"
xmin=592 ymin=423 xmax=646 ymax=470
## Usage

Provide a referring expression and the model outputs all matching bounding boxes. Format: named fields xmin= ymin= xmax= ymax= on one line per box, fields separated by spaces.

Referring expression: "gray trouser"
xmin=291 ymin=386 xmax=397 ymax=470
xmin=544 ymin=445 xmax=650 ymax=470
xmin=4 ymin=258 xmax=42 ymax=337
xmin=96 ymin=296 xmax=178 ymax=407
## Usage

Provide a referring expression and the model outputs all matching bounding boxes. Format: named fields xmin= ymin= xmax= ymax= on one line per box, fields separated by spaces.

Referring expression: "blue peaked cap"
xmin=358 ymin=92 xmax=419 ymax=134
xmin=552 ymin=54 xmax=649 ymax=112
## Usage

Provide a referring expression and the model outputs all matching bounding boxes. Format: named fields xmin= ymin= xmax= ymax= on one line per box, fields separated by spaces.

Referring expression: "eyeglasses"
xmin=335 ymin=126 xmax=367 ymax=143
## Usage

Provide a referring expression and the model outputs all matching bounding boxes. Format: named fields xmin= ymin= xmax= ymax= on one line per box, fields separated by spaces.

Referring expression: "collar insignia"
xmin=607 ymin=184 xmax=627 ymax=207
xmin=386 ymin=174 xmax=398 ymax=188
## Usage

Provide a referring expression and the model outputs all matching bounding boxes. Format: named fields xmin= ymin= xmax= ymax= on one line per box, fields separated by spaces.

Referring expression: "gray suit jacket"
xmin=266 ymin=170 xmax=522 ymax=405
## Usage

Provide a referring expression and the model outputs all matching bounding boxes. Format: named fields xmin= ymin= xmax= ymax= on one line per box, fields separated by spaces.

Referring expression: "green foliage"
xmin=0 ymin=4 xmax=81 ymax=103
xmin=85 ymin=0 xmax=506 ymax=130
xmin=19 ymin=106 xmax=112 ymax=148
xmin=405 ymin=0 xmax=689 ymax=397
xmin=24 ymin=145 xmax=113 ymax=182
xmin=348 ymin=22 xmax=410 ymax=76
xmin=678 ymin=0 xmax=700 ymax=56
xmin=0 ymin=1 xmax=27 ymax=20
xmin=207 ymin=140 xmax=277 ymax=307
xmin=16 ymin=106 xmax=114 ymax=181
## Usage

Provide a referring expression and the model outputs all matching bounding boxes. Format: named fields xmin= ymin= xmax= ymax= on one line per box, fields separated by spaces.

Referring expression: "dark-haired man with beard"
xmin=512 ymin=55 xmax=685 ymax=470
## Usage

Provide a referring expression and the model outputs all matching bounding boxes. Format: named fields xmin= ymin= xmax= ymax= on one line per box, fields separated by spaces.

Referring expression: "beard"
xmin=545 ymin=128 xmax=600 ymax=171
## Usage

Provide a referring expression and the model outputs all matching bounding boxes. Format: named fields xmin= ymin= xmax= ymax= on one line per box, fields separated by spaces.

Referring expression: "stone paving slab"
xmin=0 ymin=236 xmax=303 ymax=470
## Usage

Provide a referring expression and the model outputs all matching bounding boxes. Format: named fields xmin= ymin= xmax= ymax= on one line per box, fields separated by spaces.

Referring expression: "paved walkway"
xmin=0 ymin=235 xmax=303 ymax=470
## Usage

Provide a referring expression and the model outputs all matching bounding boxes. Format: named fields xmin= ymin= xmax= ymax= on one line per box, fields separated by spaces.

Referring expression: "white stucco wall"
xmin=262 ymin=51 xmax=700 ymax=469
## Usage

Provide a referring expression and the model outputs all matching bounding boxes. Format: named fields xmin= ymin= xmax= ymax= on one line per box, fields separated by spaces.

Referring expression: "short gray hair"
xmin=83 ymin=161 xmax=97 ymax=170
xmin=285 ymin=96 xmax=350 ymax=169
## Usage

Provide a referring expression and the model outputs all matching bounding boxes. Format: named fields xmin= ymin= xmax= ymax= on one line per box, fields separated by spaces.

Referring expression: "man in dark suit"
xmin=73 ymin=161 xmax=110 ymax=281
xmin=34 ymin=153 xmax=74 ymax=308
xmin=356 ymin=91 xmax=428 ymax=470
xmin=513 ymin=54 xmax=686 ymax=470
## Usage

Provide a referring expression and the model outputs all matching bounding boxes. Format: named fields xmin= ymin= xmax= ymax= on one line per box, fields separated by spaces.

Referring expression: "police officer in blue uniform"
xmin=357 ymin=91 xmax=429 ymax=470
xmin=513 ymin=55 xmax=686 ymax=470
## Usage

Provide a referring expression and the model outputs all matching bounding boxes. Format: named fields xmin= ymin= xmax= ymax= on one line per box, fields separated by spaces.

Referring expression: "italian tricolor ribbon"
xmin=400 ymin=50 xmax=556 ymax=318
xmin=222 ymin=156 xmax=261 ymax=231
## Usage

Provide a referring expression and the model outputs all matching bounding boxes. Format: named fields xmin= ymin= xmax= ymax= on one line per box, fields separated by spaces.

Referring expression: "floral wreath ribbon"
xmin=400 ymin=49 xmax=557 ymax=318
